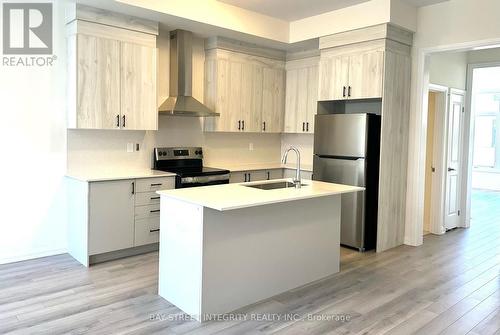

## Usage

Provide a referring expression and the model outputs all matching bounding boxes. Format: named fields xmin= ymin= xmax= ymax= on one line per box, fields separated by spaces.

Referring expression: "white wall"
xmin=0 ymin=1 xmax=68 ymax=264
xmin=67 ymin=119 xmax=282 ymax=172
xmin=281 ymin=134 xmax=314 ymax=168
xmin=406 ymin=0 xmax=500 ymax=246
xmin=429 ymin=51 xmax=467 ymax=89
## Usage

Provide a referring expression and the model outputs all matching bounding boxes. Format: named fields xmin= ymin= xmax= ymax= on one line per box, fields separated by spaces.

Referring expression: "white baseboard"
xmin=0 ymin=248 xmax=68 ymax=265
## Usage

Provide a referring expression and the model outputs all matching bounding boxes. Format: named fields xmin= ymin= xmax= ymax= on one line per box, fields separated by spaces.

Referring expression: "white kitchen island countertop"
xmin=157 ymin=178 xmax=363 ymax=211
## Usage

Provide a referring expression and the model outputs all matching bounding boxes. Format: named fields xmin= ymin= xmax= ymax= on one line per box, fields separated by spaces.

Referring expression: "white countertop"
xmin=215 ymin=162 xmax=313 ymax=172
xmin=65 ymin=168 xmax=176 ymax=182
xmin=157 ymin=178 xmax=363 ymax=211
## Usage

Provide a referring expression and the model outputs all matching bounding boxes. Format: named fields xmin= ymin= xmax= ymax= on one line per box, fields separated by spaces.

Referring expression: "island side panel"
xmin=201 ymin=195 xmax=341 ymax=316
xmin=158 ymin=196 xmax=204 ymax=320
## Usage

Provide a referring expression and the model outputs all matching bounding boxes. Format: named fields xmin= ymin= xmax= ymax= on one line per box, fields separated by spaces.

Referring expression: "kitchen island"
xmin=157 ymin=179 xmax=362 ymax=321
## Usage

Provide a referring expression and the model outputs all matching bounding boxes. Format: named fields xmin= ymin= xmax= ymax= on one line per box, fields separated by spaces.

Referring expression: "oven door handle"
xmin=180 ymin=174 xmax=230 ymax=185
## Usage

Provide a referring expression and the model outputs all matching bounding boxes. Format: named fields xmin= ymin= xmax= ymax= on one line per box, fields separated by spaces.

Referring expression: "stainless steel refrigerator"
xmin=313 ymin=114 xmax=381 ymax=251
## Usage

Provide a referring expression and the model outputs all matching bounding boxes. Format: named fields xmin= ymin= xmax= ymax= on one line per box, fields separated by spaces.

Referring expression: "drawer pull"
xmin=151 ymin=183 xmax=162 ymax=186
xmin=151 ymin=196 xmax=160 ymax=200
xmin=150 ymin=209 xmax=160 ymax=213
xmin=150 ymin=229 xmax=160 ymax=233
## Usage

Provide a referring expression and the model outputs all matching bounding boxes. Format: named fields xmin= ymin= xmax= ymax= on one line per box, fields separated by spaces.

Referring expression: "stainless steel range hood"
xmin=159 ymin=30 xmax=219 ymax=117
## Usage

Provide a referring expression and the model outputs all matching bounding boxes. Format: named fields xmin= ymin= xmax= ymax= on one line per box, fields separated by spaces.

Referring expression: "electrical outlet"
xmin=126 ymin=143 xmax=134 ymax=153
xmin=249 ymin=142 xmax=254 ymax=151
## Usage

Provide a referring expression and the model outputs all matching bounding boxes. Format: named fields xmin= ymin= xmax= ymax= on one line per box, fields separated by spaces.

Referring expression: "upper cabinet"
xmin=318 ymin=49 xmax=384 ymax=101
xmin=284 ymin=56 xmax=319 ymax=134
xmin=66 ymin=5 xmax=158 ymax=130
xmin=204 ymin=38 xmax=286 ymax=133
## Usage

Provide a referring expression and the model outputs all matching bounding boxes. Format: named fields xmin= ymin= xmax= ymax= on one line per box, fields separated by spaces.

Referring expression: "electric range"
xmin=153 ymin=147 xmax=230 ymax=188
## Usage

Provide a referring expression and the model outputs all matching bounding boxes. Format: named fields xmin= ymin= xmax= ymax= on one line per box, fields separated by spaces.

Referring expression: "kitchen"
xmin=2 ymin=0 xmax=499 ymax=334
xmin=64 ymin=1 xmax=408 ymax=320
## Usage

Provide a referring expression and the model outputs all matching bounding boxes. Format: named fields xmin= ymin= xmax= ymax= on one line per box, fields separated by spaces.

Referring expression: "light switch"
xmin=249 ymin=143 xmax=254 ymax=151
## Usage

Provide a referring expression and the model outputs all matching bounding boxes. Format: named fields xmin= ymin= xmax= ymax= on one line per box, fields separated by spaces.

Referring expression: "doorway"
xmin=423 ymin=85 xmax=447 ymax=235
xmin=468 ymin=64 xmax=500 ymax=227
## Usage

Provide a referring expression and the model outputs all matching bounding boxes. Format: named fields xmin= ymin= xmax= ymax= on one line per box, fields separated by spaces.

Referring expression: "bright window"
xmin=472 ymin=68 xmax=500 ymax=169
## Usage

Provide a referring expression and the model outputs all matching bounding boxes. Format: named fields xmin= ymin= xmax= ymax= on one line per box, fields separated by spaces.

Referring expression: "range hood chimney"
xmin=159 ymin=30 xmax=219 ymax=117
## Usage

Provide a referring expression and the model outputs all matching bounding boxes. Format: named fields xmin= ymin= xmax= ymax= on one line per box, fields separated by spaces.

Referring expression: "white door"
xmin=444 ymin=91 xmax=465 ymax=230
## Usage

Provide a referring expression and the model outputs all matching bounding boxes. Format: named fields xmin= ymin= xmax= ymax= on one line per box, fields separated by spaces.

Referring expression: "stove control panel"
xmin=154 ymin=147 xmax=203 ymax=160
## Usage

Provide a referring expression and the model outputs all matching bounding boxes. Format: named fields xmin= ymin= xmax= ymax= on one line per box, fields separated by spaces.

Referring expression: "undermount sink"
xmin=243 ymin=181 xmax=307 ymax=190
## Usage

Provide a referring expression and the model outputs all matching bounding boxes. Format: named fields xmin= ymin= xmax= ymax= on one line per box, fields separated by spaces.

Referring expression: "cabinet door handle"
xmin=150 ymin=228 xmax=160 ymax=233
xmin=242 ymin=120 xmax=245 ymax=130
xmin=343 ymin=86 xmax=346 ymax=98
xmin=132 ymin=182 xmax=135 ymax=195
xmin=244 ymin=173 xmax=247 ymax=182
xmin=151 ymin=183 xmax=162 ymax=186
xmin=122 ymin=115 xmax=126 ymax=128
xmin=248 ymin=173 xmax=251 ymax=182
xmin=267 ymin=171 xmax=270 ymax=180
xmin=151 ymin=196 xmax=160 ymax=200
xmin=348 ymin=86 xmax=352 ymax=97
xmin=150 ymin=209 xmax=160 ymax=213
xmin=306 ymin=122 xmax=309 ymax=132
xmin=263 ymin=121 xmax=266 ymax=132
xmin=238 ymin=120 xmax=241 ymax=130
xmin=302 ymin=122 xmax=305 ymax=132
xmin=116 ymin=115 xmax=120 ymax=128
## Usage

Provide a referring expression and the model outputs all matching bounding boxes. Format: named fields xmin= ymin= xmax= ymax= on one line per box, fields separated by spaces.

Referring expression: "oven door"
xmin=178 ymin=174 xmax=230 ymax=188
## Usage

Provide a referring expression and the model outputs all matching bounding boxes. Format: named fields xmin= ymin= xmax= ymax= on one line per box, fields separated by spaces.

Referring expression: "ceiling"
xmin=218 ymin=0 xmax=371 ymax=21
xmin=219 ymin=0 xmax=449 ymax=21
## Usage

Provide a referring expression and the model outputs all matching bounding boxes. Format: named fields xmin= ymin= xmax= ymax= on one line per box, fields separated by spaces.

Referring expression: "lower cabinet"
xmin=68 ymin=175 xmax=174 ymax=266
xmin=283 ymin=168 xmax=313 ymax=180
xmin=229 ymin=169 xmax=284 ymax=183
xmin=134 ymin=216 xmax=160 ymax=246
xmin=88 ymin=180 xmax=135 ymax=255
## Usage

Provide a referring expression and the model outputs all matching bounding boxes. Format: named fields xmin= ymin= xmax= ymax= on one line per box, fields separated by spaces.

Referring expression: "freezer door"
xmin=313 ymin=155 xmax=366 ymax=249
xmin=314 ymin=114 xmax=367 ymax=158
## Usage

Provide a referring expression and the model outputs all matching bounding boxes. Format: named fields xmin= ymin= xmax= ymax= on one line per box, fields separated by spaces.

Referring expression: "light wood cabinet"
xmin=74 ymin=34 xmax=120 ymax=129
xmin=262 ymin=68 xmax=285 ymax=133
xmin=120 ymin=42 xmax=157 ymax=130
xmin=204 ymin=49 xmax=285 ymax=133
xmin=318 ymin=50 xmax=383 ymax=101
xmin=284 ymin=57 xmax=319 ymax=133
xmin=318 ymin=55 xmax=349 ymax=101
xmin=67 ymin=20 xmax=158 ymax=130
xmin=348 ymin=50 xmax=384 ymax=100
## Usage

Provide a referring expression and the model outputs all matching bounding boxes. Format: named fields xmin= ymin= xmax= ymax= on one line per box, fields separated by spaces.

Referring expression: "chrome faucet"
xmin=281 ymin=146 xmax=301 ymax=188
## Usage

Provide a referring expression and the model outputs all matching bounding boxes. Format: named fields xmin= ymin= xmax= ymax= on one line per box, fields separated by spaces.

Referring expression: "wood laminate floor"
xmin=1 ymin=190 xmax=500 ymax=335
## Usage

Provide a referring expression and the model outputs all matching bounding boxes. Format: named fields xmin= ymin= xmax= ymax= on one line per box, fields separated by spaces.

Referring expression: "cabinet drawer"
xmin=135 ymin=217 xmax=160 ymax=246
xmin=135 ymin=177 xmax=174 ymax=193
xmin=135 ymin=204 xmax=160 ymax=220
xmin=135 ymin=191 xmax=161 ymax=206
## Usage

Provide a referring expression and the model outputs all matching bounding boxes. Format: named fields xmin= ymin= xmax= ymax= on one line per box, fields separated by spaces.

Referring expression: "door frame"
xmin=427 ymin=84 xmax=449 ymax=235
xmin=404 ymin=39 xmax=500 ymax=246
xmin=463 ymin=61 xmax=500 ymax=228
